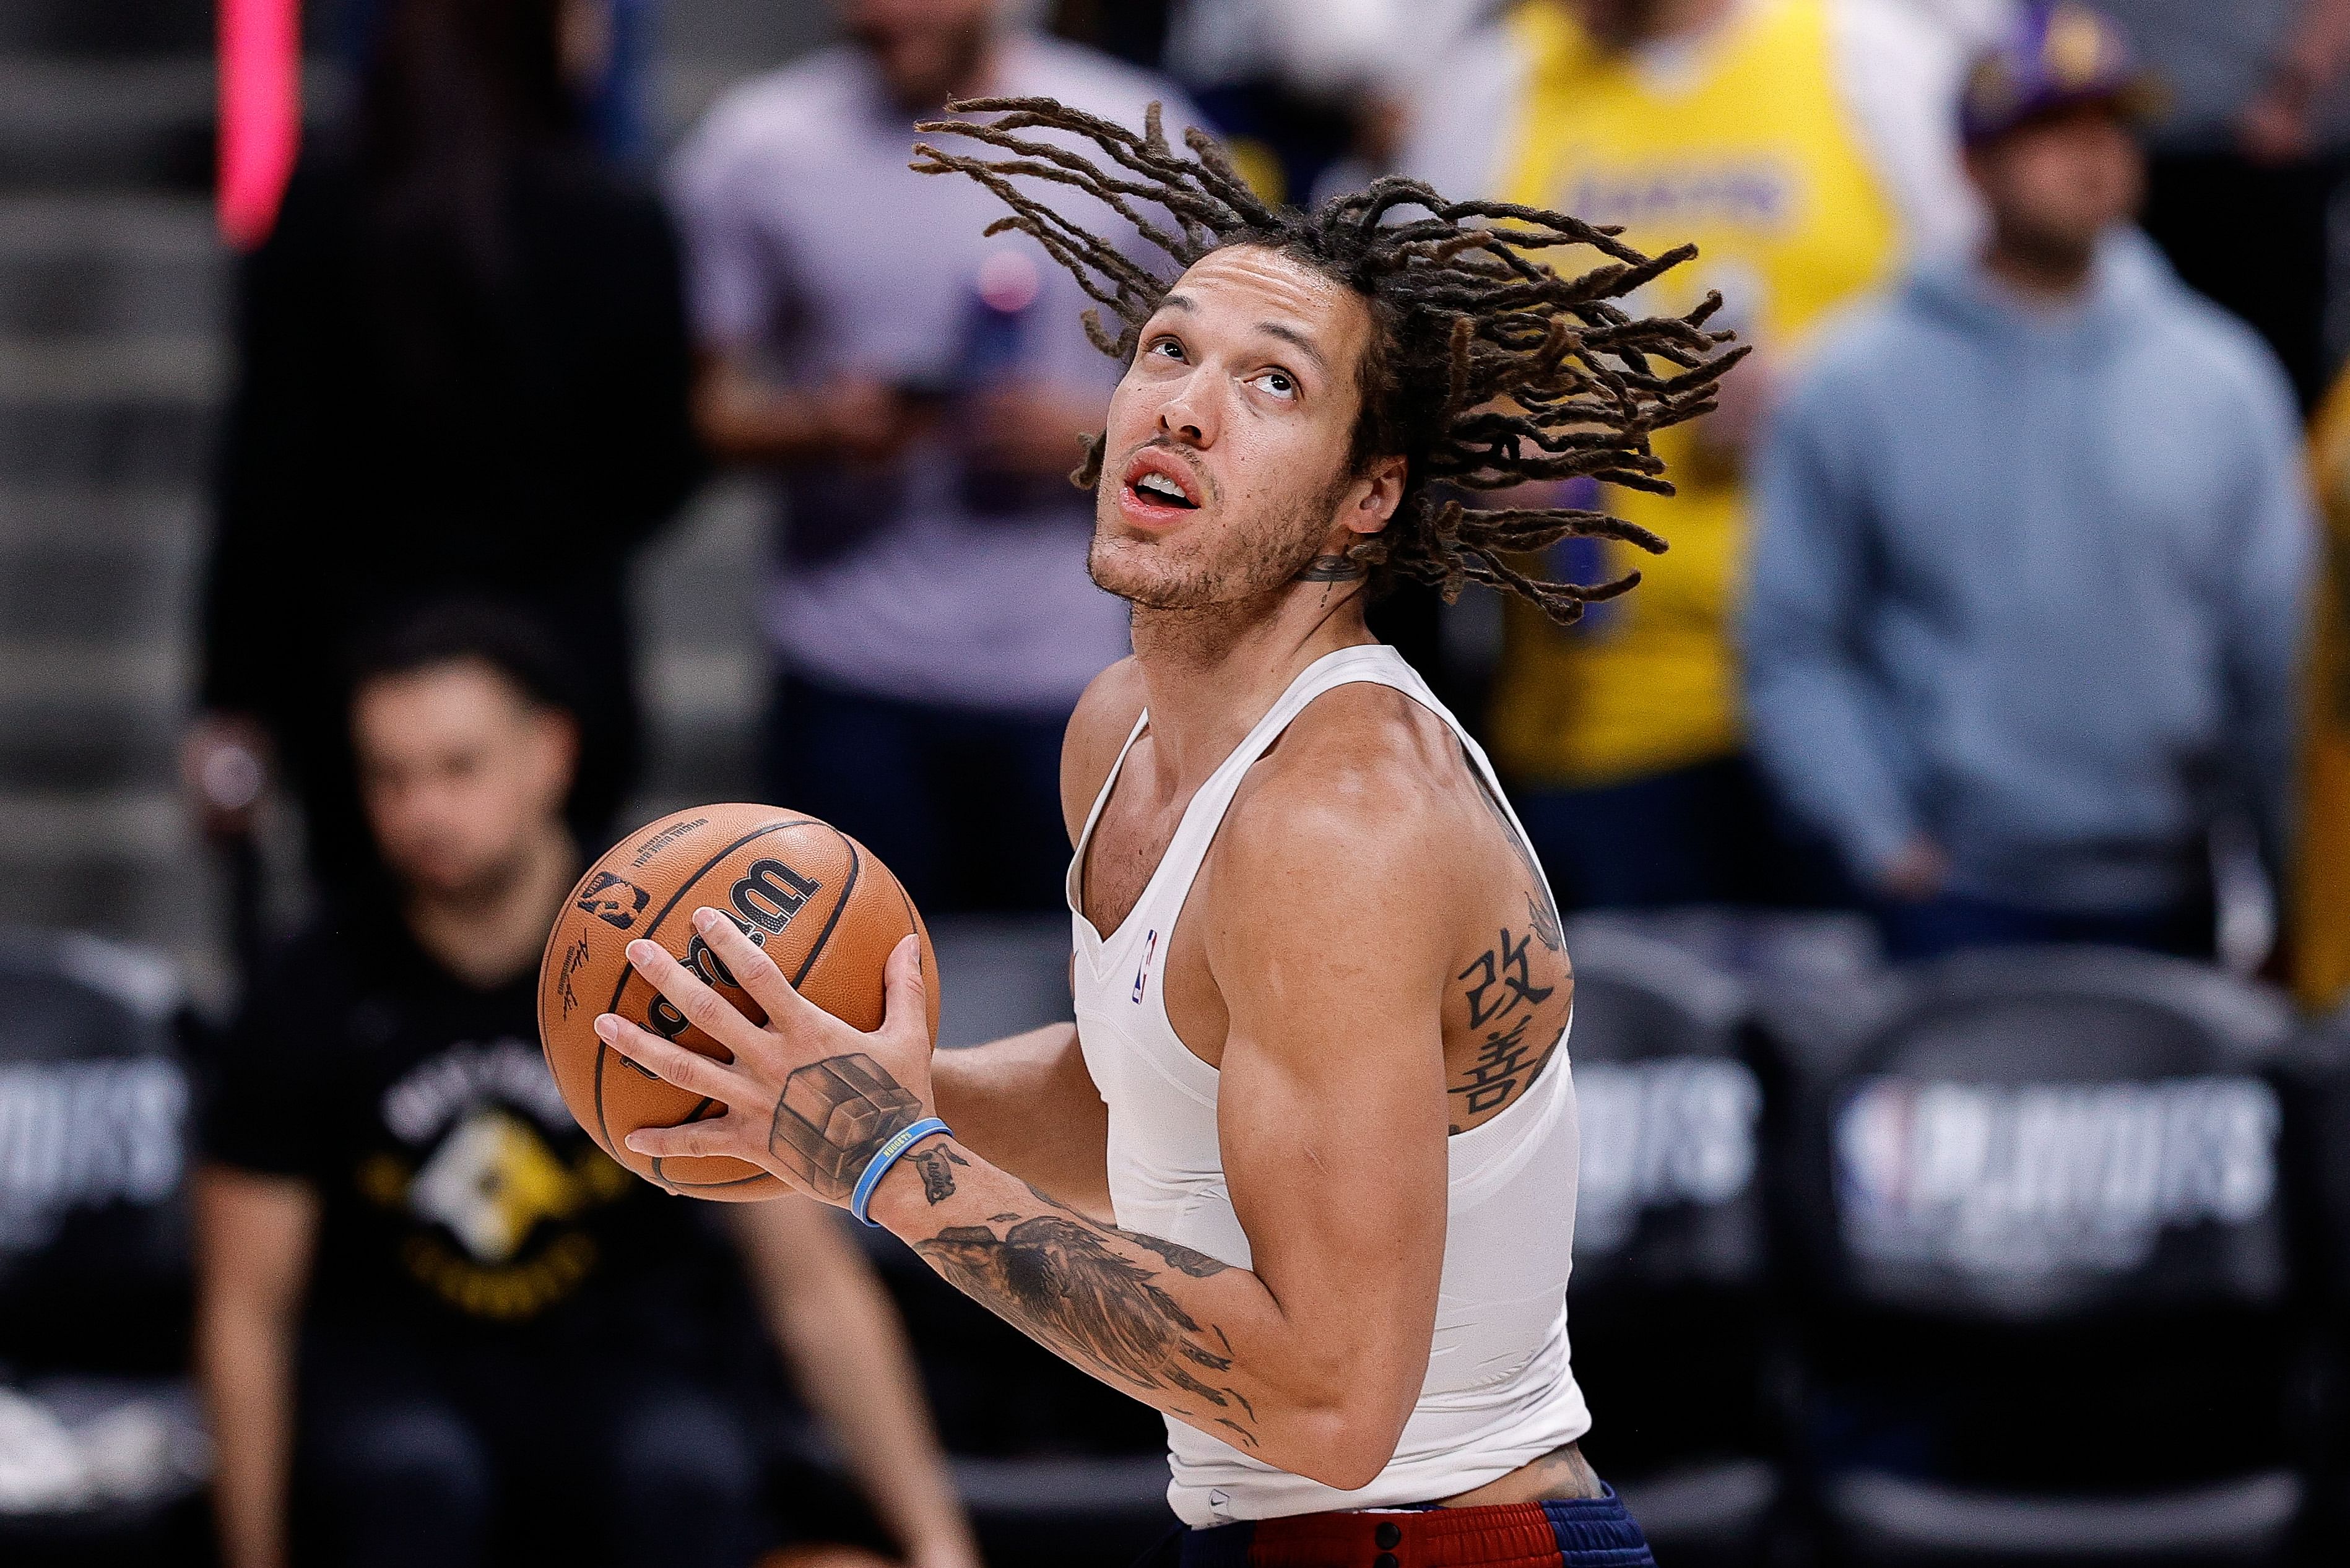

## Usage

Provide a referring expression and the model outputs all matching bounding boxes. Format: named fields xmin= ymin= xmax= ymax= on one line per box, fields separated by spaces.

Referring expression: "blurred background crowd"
xmin=8 ymin=0 xmax=2350 ymax=1564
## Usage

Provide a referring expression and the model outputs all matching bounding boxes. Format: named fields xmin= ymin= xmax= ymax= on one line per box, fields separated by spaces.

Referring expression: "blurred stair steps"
xmin=0 ymin=5 xmax=833 ymax=1006
xmin=0 ymin=182 xmax=227 ymax=995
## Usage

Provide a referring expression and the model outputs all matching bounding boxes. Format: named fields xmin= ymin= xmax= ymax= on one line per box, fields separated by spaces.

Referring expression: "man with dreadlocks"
xmin=597 ymin=97 xmax=1736 ymax=1568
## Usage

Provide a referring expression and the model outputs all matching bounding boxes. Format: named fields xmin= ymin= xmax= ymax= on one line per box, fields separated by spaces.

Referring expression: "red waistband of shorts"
xmin=1176 ymin=1488 xmax=1652 ymax=1568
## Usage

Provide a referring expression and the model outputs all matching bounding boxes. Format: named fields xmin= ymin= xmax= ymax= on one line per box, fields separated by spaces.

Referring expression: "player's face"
xmin=1559 ymin=0 xmax=1672 ymax=48
xmin=1091 ymin=245 xmax=1399 ymax=611
xmin=1968 ymin=103 xmax=2144 ymax=266
xmin=353 ymin=661 xmax=577 ymax=904
xmin=840 ymin=0 xmax=995 ymax=111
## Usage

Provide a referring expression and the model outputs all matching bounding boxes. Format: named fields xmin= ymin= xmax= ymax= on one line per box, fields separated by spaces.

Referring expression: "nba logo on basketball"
xmin=1132 ymin=930 xmax=1158 ymax=1004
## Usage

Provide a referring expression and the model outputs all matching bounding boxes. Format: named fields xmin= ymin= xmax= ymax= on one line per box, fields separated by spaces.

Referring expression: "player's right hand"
xmin=597 ymin=912 xmax=938 ymax=1208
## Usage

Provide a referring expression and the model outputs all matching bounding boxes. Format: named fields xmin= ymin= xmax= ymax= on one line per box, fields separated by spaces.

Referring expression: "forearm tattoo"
xmin=910 ymin=1143 xmax=969 ymax=1204
xmin=913 ymin=1183 xmax=1260 ymax=1449
xmin=765 ymin=1052 xmax=925 ymax=1203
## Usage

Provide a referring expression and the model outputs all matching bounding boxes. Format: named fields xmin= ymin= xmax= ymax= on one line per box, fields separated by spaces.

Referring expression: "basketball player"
xmin=598 ymin=101 xmax=1737 ymax=1566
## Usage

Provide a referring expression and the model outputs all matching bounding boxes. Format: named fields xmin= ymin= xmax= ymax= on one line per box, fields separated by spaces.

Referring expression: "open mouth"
xmin=1130 ymin=472 xmax=1197 ymax=508
xmin=1121 ymin=451 xmax=1202 ymax=514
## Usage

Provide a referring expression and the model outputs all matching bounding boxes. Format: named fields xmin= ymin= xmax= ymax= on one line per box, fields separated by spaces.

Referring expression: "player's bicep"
xmin=1205 ymin=803 xmax=1454 ymax=1378
xmin=1216 ymin=1005 xmax=1449 ymax=1305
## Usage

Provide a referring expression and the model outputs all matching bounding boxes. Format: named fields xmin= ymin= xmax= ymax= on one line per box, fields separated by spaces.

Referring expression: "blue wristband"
xmin=849 ymin=1117 xmax=951 ymax=1228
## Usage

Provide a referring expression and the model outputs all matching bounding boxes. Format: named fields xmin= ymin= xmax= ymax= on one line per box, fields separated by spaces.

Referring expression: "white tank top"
xmin=1065 ymin=644 xmax=1591 ymax=1527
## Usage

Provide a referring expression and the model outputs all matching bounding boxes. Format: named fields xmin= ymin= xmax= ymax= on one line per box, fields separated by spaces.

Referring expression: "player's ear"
xmin=1343 ymin=454 xmax=1408 ymax=536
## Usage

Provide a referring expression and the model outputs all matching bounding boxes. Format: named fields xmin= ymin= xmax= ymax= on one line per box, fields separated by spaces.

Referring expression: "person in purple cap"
xmin=1743 ymin=0 xmax=2316 ymax=963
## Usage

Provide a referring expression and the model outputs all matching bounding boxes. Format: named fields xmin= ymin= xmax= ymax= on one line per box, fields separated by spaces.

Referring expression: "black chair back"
xmin=1564 ymin=924 xmax=1779 ymax=1537
xmin=0 ymin=930 xmax=192 ymax=1374
xmin=1764 ymin=946 xmax=2298 ymax=1494
xmin=1779 ymin=946 xmax=2292 ymax=1323
xmin=1566 ymin=922 xmax=1765 ymax=1296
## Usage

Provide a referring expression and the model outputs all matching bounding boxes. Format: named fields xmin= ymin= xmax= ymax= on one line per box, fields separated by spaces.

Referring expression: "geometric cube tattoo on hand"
xmin=766 ymin=1052 xmax=925 ymax=1202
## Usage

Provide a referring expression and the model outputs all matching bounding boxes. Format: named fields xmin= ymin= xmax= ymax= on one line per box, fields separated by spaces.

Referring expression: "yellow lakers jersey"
xmin=1489 ymin=0 xmax=1902 ymax=786
xmin=2297 ymin=376 xmax=2350 ymax=1013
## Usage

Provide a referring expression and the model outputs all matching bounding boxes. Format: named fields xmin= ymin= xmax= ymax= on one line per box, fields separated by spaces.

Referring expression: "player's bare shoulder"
xmin=1217 ymin=680 xmax=1471 ymax=894
xmin=1215 ymin=676 xmax=1573 ymax=1133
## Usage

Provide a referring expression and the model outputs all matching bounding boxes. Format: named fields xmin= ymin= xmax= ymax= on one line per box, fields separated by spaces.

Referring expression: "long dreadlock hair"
xmin=910 ymin=97 xmax=1746 ymax=623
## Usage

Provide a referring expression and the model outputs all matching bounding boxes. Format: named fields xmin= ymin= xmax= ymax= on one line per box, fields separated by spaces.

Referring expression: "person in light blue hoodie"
xmin=1743 ymin=1 xmax=2316 ymax=961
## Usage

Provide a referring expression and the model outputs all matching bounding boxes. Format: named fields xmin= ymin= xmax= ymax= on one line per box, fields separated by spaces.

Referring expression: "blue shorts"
xmin=1175 ymin=1488 xmax=1655 ymax=1567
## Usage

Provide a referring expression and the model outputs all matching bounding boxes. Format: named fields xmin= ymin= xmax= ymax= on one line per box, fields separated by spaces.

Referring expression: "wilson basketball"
xmin=537 ymin=804 xmax=940 ymax=1201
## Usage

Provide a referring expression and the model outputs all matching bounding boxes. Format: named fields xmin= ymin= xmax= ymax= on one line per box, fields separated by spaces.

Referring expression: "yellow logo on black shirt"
xmin=358 ymin=1099 xmax=632 ymax=1321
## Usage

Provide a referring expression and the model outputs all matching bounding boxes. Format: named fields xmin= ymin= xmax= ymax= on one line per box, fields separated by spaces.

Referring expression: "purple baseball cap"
xmin=1960 ymin=2 xmax=2164 ymax=146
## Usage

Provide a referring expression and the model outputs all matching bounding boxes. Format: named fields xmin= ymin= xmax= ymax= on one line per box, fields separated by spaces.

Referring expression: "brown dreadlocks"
xmin=911 ymin=97 xmax=1745 ymax=625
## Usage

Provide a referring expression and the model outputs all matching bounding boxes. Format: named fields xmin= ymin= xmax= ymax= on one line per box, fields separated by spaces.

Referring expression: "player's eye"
xmin=1145 ymin=336 xmax=1186 ymax=362
xmin=1252 ymin=368 xmax=1298 ymax=400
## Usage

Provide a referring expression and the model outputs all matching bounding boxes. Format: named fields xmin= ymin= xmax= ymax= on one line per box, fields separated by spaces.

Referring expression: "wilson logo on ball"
xmin=644 ymin=858 xmax=825 ymax=1044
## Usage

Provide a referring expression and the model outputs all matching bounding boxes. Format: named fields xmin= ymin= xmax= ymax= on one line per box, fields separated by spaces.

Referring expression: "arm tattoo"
xmin=1472 ymin=769 xmax=1564 ymax=951
xmin=1450 ymin=924 xmax=1567 ymax=1120
xmin=765 ymin=1052 xmax=924 ymax=1203
xmin=1135 ymin=1234 xmax=1232 ymax=1278
xmin=911 ymin=1144 xmax=969 ymax=1205
xmin=913 ymin=1184 xmax=1256 ymax=1446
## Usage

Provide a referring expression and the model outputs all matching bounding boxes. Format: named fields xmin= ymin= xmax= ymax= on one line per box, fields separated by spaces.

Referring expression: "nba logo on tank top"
xmin=1132 ymin=929 xmax=1158 ymax=1004
xmin=1066 ymin=645 xmax=1592 ymax=1526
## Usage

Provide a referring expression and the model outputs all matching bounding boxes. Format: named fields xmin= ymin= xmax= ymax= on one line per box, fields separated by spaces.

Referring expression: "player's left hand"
xmin=595 ymin=909 xmax=937 ymax=1207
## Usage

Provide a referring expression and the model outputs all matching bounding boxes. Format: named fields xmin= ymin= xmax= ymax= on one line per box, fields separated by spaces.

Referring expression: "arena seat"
xmin=1561 ymin=921 xmax=1784 ymax=1567
xmin=0 ymin=928 xmax=206 ymax=1566
xmin=1760 ymin=945 xmax=2305 ymax=1566
xmin=2278 ymin=1007 xmax=2350 ymax=1561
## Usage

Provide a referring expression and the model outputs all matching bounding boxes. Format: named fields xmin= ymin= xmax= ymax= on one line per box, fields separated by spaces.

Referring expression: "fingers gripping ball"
xmin=536 ymin=805 xmax=940 ymax=1199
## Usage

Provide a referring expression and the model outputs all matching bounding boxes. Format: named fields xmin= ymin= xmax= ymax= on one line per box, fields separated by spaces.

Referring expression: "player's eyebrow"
xmin=1150 ymin=292 xmax=1328 ymax=377
xmin=1253 ymin=320 xmax=1329 ymax=378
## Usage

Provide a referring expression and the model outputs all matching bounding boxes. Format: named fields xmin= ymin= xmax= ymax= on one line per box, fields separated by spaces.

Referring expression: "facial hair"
xmin=1087 ymin=452 xmax=1354 ymax=612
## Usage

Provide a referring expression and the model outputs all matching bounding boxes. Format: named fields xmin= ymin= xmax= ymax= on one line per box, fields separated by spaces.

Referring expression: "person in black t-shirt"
xmin=192 ymin=605 xmax=979 ymax=1568
xmin=186 ymin=0 xmax=705 ymax=913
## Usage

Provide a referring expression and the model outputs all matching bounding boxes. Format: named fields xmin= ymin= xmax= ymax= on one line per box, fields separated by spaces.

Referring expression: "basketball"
xmin=536 ymin=803 xmax=941 ymax=1201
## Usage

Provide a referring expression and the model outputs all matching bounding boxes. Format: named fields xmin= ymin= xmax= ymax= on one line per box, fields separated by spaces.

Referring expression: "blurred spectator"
xmin=2299 ymin=370 xmax=2350 ymax=1011
xmin=1899 ymin=0 xmax=2016 ymax=47
xmin=1153 ymin=0 xmax=1493 ymax=204
xmin=2105 ymin=0 xmax=2350 ymax=408
xmin=191 ymin=605 xmax=976 ymax=1568
xmin=670 ymin=0 xmax=1197 ymax=915
xmin=1402 ymin=0 xmax=1972 ymax=912
xmin=329 ymin=0 xmax=664 ymax=163
xmin=1745 ymin=4 xmax=2314 ymax=963
xmin=189 ymin=0 xmax=700 ymax=908
xmin=1046 ymin=0 xmax=1177 ymax=69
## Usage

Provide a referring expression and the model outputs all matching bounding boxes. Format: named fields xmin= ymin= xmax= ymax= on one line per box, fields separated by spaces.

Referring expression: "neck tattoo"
xmin=1296 ymin=553 xmax=1367 ymax=584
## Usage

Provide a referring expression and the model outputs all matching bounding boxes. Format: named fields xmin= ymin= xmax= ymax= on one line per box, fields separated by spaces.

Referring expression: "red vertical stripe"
xmin=217 ymin=0 xmax=302 ymax=249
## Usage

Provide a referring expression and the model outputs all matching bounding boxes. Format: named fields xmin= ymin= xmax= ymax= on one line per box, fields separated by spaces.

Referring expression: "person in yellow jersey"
xmin=2298 ymin=375 xmax=2350 ymax=1011
xmin=1401 ymin=0 xmax=1974 ymax=909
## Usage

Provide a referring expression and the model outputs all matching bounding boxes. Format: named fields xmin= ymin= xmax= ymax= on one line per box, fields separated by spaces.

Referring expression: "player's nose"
xmin=1155 ymin=375 xmax=1216 ymax=448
